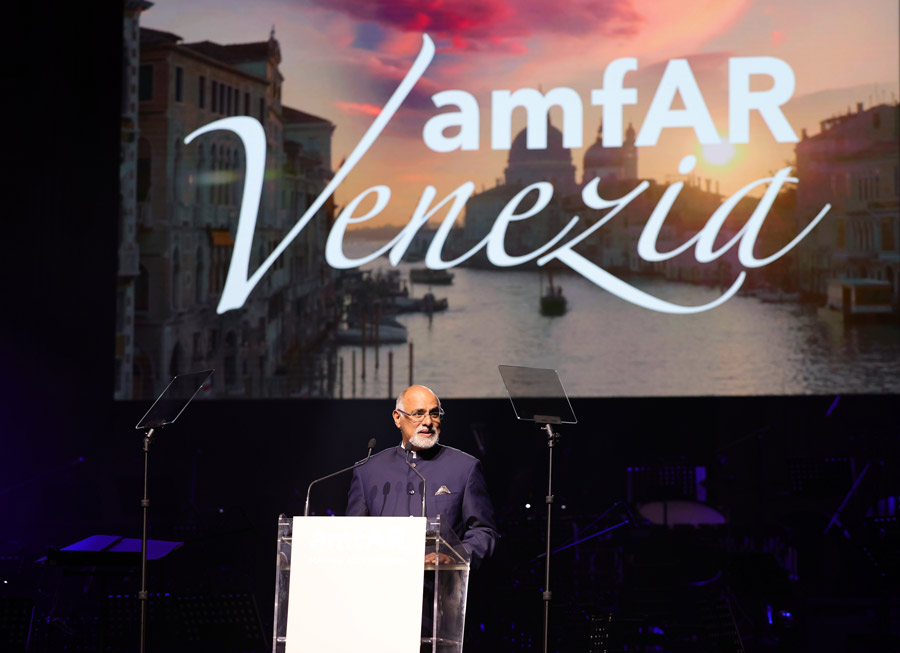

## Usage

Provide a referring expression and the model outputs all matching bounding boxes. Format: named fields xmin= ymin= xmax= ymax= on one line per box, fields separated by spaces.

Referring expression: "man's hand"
xmin=424 ymin=552 xmax=454 ymax=565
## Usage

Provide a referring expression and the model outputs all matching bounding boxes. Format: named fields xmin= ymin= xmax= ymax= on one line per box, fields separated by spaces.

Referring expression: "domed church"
xmin=461 ymin=120 xmax=577 ymax=261
xmin=582 ymin=122 xmax=638 ymax=184
xmin=459 ymin=118 xmax=641 ymax=265
xmin=503 ymin=120 xmax=578 ymax=196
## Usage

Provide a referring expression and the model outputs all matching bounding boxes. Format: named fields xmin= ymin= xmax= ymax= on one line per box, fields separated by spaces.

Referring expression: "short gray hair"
xmin=395 ymin=385 xmax=440 ymax=412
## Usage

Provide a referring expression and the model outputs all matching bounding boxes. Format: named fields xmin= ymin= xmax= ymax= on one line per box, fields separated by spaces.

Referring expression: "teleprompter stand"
xmin=498 ymin=365 xmax=577 ymax=653
xmin=133 ymin=369 xmax=213 ymax=653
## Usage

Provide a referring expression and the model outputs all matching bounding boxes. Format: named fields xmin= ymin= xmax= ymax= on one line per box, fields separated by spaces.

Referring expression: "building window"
xmin=219 ymin=148 xmax=228 ymax=205
xmin=139 ymin=64 xmax=153 ymax=101
xmin=209 ymin=231 xmax=234 ymax=295
xmin=136 ymin=265 xmax=149 ymax=311
xmin=169 ymin=342 xmax=184 ymax=378
xmin=175 ymin=66 xmax=184 ymax=102
xmin=231 ymin=150 xmax=238 ymax=205
xmin=173 ymin=138 xmax=184 ymax=203
xmin=244 ymin=92 xmax=250 ymax=115
xmin=195 ymin=246 xmax=204 ymax=303
xmin=137 ymin=137 xmax=151 ymax=202
xmin=219 ymin=84 xmax=226 ymax=115
xmin=234 ymin=88 xmax=240 ymax=117
xmin=196 ymin=144 xmax=205 ymax=203
xmin=193 ymin=332 xmax=203 ymax=361
xmin=225 ymin=332 xmax=238 ymax=386
xmin=172 ymin=247 xmax=181 ymax=310
xmin=259 ymin=97 xmax=265 ymax=123
xmin=883 ymin=219 xmax=896 ymax=251
xmin=211 ymin=80 xmax=218 ymax=112
xmin=210 ymin=144 xmax=217 ymax=204
xmin=836 ymin=220 xmax=846 ymax=249
xmin=199 ymin=75 xmax=206 ymax=108
xmin=226 ymin=85 xmax=232 ymax=115
xmin=211 ymin=243 xmax=227 ymax=292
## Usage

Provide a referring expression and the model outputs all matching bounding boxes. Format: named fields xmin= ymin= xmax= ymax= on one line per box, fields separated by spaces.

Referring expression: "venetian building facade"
xmin=280 ymin=107 xmax=339 ymax=387
xmin=794 ymin=103 xmax=900 ymax=302
xmin=131 ymin=25 xmax=337 ymax=398
xmin=116 ymin=0 xmax=153 ymax=400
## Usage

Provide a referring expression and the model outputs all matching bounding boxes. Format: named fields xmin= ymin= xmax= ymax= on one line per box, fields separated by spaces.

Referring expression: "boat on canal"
xmin=409 ymin=268 xmax=454 ymax=285
xmin=823 ymin=278 xmax=896 ymax=323
xmin=540 ymin=269 xmax=567 ymax=316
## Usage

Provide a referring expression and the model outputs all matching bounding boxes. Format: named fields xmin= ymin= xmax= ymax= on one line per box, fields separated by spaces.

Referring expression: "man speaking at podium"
xmin=346 ymin=384 xmax=498 ymax=567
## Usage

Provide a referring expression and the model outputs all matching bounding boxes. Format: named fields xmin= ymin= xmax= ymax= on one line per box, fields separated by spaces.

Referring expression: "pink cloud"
xmin=305 ymin=0 xmax=642 ymax=53
xmin=335 ymin=101 xmax=384 ymax=116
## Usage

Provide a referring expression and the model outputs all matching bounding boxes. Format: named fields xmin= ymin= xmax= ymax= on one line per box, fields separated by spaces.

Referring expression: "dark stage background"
xmin=3 ymin=4 xmax=898 ymax=652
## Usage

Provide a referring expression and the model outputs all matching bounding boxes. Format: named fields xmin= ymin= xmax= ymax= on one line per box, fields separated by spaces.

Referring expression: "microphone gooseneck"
xmin=304 ymin=438 xmax=376 ymax=517
xmin=405 ymin=447 xmax=427 ymax=518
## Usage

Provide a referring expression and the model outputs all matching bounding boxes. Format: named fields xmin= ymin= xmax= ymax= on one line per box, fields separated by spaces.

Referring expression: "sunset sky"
xmin=142 ymin=0 xmax=899 ymax=225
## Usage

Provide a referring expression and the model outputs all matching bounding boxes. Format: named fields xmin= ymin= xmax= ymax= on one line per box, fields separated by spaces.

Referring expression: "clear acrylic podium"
xmin=273 ymin=514 xmax=471 ymax=653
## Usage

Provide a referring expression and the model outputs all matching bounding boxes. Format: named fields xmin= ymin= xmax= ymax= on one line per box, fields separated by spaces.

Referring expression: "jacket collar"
xmin=398 ymin=442 xmax=442 ymax=461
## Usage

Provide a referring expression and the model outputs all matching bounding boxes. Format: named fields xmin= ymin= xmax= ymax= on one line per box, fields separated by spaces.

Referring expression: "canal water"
xmin=330 ymin=253 xmax=900 ymax=399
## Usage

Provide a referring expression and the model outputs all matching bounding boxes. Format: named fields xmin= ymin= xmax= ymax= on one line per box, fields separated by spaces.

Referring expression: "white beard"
xmin=409 ymin=432 xmax=439 ymax=449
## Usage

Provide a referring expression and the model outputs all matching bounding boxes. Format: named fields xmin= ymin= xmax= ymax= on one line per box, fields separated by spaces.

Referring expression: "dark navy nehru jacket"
xmin=346 ymin=443 xmax=498 ymax=566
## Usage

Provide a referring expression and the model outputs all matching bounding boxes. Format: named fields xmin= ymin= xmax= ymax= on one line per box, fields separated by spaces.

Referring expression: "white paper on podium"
xmin=286 ymin=516 xmax=426 ymax=653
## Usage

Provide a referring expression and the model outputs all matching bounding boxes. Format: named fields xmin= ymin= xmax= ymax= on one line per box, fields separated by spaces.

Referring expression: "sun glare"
xmin=701 ymin=140 xmax=737 ymax=166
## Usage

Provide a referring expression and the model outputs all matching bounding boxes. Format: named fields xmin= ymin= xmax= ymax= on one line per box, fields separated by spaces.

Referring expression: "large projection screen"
xmin=115 ymin=0 xmax=900 ymax=400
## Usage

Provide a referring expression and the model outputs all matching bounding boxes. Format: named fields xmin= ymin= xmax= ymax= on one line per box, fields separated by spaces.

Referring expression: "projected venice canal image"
xmin=118 ymin=0 xmax=900 ymax=400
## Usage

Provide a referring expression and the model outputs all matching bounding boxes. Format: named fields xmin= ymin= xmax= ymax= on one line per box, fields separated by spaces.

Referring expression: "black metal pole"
xmin=543 ymin=423 xmax=558 ymax=653
xmin=139 ymin=427 xmax=154 ymax=653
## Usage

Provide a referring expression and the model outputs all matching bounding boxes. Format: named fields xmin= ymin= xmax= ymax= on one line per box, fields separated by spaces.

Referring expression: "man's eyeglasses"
xmin=396 ymin=408 xmax=445 ymax=422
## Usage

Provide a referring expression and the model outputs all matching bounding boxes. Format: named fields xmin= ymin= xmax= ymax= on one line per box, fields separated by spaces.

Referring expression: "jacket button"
xmin=408 ymin=489 xmax=415 ymax=495
xmin=410 ymin=462 xmax=416 ymax=468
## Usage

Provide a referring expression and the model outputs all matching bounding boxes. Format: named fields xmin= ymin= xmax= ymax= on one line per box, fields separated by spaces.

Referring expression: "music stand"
xmin=498 ymin=365 xmax=576 ymax=653
xmin=134 ymin=369 xmax=213 ymax=653
xmin=39 ymin=534 xmax=182 ymax=566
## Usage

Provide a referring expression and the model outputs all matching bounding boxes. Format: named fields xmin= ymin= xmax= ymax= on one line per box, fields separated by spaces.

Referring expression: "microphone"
xmin=304 ymin=438 xmax=376 ymax=516
xmin=405 ymin=448 xmax=427 ymax=519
